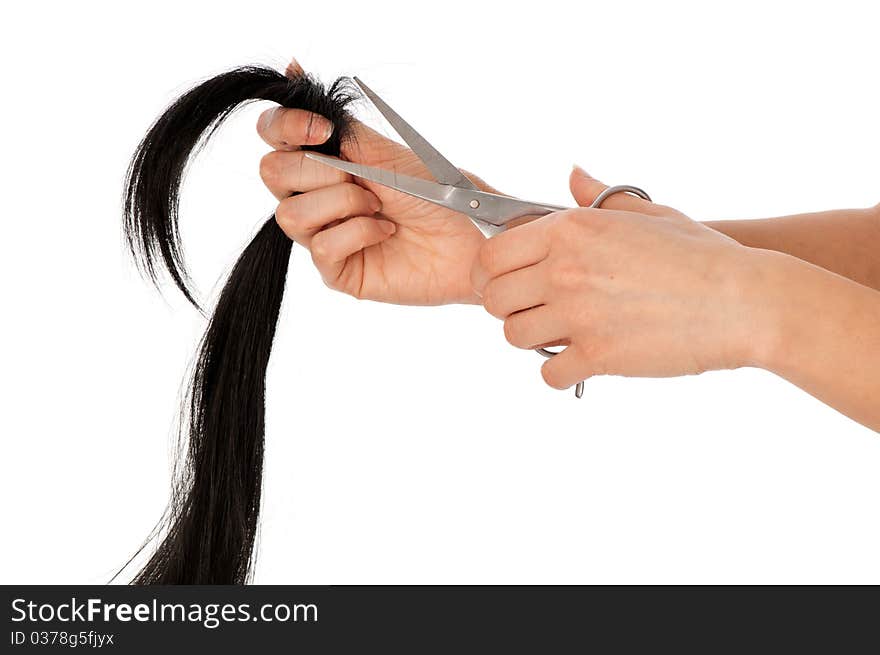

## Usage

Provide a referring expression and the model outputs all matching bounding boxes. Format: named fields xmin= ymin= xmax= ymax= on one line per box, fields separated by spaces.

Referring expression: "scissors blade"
xmin=305 ymin=152 xmax=568 ymax=237
xmin=352 ymin=76 xmax=478 ymax=191
xmin=304 ymin=152 xmax=457 ymax=207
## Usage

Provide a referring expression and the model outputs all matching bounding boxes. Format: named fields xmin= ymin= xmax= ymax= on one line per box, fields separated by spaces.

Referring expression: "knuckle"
xmin=259 ymin=152 xmax=280 ymax=185
xmin=552 ymin=209 xmax=580 ymax=232
xmin=552 ymin=208 xmax=602 ymax=239
xmin=310 ymin=233 xmax=330 ymax=263
xmin=550 ymin=261 xmax=587 ymax=291
xmin=275 ymin=195 xmax=307 ymax=232
xmin=274 ymin=199 xmax=291 ymax=226
xmin=343 ymin=183 xmax=361 ymax=210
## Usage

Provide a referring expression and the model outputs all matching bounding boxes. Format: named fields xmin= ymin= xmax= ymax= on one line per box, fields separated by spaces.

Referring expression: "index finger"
xmin=471 ymin=214 xmax=554 ymax=294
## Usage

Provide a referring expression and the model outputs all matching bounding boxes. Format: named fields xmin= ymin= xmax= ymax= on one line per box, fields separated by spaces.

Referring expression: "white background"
xmin=1 ymin=0 xmax=878 ymax=584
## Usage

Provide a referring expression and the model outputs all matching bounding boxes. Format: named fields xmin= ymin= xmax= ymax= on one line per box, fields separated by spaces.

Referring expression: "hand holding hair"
xmin=257 ymin=60 xmax=494 ymax=305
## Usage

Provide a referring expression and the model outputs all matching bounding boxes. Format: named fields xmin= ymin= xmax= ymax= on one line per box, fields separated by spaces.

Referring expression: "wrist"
xmin=721 ymin=246 xmax=787 ymax=370
xmin=733 ymin=247 xmax=811 ymax=372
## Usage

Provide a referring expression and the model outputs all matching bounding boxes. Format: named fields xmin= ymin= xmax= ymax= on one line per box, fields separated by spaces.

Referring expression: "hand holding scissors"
xmin=306 ymin=78 xmax=650 ymax=397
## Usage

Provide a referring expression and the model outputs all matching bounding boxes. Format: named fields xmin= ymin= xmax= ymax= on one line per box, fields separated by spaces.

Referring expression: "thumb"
xmin=569 ymin=164 xmax=654 ymax=213
xmin=569 ymin=165 xmax=608 ymax=207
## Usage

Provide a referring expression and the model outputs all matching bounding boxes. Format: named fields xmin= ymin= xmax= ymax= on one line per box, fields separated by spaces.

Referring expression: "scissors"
xmin=305 ymin=77 xmax=651 ymax=399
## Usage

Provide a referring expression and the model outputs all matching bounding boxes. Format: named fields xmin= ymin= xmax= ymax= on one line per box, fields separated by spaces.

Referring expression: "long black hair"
xmin=122 ymin=66 xmax=355 ymax=583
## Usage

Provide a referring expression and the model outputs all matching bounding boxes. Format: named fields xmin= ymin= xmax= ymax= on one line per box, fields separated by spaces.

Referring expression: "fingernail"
xmin=257 ymin=107 xmax=278 ymax=133
xmin=285 ymin=57 xmax=304 ymax=78
xmin=572 ymin=164 xmax=591 ymax=178
xmin=308 ymin=116 xmax=334 ymax=143
xmin=378 ymin=220 xmax=396 ymax=235
xmin=322 ymin=120 xmax=335 ymax=142
xmin=369 ymin=197 xmax=383 ymax=213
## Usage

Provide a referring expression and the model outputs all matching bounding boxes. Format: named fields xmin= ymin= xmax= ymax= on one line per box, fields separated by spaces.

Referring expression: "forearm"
xmin=747 ymin=248 xmax=880 ymax=431
xmin=706 ymin=205 xmax=880 ymax=291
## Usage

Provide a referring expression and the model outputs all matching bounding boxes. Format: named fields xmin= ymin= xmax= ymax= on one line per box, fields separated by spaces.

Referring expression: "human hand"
xmin=470 ymin=166 xmax=768 ymax=390
xmin=257 ymin=58 xmax=489 ymax=305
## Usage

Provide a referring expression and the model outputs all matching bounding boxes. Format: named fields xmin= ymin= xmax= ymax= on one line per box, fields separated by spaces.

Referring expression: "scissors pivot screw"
xmin=469 ymin=199 xmax=480 ymax=209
